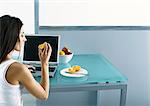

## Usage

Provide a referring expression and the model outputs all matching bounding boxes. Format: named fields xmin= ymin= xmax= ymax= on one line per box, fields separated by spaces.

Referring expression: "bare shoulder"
xmin=6 ymin=62 xmax=31 ymax=85
xmin=9 ymin=62 xmax=28 ymax=73
xmin=8 ymin=62 xmax=31 ymax=79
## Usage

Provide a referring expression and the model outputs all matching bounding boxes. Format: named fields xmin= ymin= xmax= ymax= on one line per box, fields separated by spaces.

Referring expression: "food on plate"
xmin=72 ymin=65 xmax=81 ymax=72
xmin=68 ymin=67 xmax=76 ymax=74
xmin=38 ymin=43 xmax=45 ymax=49
xmin=68 ymin=65 xmax=81 ymax=74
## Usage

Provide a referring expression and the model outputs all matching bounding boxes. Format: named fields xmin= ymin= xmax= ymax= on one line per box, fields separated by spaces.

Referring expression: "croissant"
xmin=38 ymin=43 xmax=45 ymax=49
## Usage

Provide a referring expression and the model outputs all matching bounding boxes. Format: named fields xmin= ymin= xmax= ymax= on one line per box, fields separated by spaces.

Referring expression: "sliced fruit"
xmin=72 ymin=65 xmax=81 ymax=72
xmin=68 ymin=68 xmax=76 ymax=74
xmin=38 ymin=43 xmax=45 ymax=49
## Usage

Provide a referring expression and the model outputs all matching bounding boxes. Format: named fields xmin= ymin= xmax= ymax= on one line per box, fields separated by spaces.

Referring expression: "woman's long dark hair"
xmin=0 ymin=15 xmax=23 ymax=63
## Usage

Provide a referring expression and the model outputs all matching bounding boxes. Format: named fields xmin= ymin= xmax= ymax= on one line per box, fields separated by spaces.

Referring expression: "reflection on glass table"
xmin=34 ymin=54 xmax=127 ymax=106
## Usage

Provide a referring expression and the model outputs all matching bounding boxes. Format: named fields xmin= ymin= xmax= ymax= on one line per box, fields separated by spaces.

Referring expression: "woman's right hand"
xmin=38 ymin=42 xmax=52 ymax=66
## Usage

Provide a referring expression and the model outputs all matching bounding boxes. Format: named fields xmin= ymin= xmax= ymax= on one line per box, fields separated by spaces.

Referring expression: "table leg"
xmin=120 ymin=85 xmax=127 ymax=106
xmin=97 ymin=90 xmax=101 ymax=106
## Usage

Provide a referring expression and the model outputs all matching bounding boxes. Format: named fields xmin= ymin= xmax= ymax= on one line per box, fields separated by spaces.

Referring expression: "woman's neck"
xmin=5 ymin=51 xmax=14 ymax=60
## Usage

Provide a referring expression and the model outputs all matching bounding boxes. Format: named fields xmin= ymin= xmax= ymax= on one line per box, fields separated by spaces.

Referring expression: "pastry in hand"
xmin=38 ymin=43 xmax=45 ymax=49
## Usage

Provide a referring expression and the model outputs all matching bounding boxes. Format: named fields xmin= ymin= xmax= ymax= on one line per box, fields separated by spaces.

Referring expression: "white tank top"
xmin=0 ymin=59 xmax=23 ymax=106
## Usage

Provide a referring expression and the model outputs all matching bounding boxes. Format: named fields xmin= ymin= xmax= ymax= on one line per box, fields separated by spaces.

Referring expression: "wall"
xmin=38 ymin=29 xmax=150 ymax=106
xmin=0 ymin=0 xmax=35 ymax=34
xmin=39 ymin=0 xmax=150 ymax=26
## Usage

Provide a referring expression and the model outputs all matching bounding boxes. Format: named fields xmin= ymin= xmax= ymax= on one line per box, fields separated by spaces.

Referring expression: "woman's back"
xmin=0 ymin=59 xmax=23 ymax=106
xmin=0 ymin=15 xmax=52 ymax=105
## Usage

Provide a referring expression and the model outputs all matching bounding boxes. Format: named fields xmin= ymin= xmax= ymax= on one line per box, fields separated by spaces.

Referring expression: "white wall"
xmin=39 ymin=29 xmax=150 ymax=106
xmin=0 ymin=0 xmax=35 ymax=34
xmin=39 ymin=0 xmax=150 ymax=26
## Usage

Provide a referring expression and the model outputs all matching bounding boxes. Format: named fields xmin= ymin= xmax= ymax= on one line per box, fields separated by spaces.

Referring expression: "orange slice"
xmin=72 ymin=65 xmax=81 ymax=72
xmin=38 ymin=43 xmax=45 ymax=49
xmin=68 ymin=68 xmax=76 ymax=74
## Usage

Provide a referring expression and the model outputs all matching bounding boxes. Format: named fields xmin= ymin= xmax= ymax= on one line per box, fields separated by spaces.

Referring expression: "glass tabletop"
xmin=35 ymin=54 xmax=127 ymax=85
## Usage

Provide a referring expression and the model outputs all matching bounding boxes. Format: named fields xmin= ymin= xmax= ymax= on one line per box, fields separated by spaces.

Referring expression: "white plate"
xmin=60 ymin=68 xmax=88 ymax=77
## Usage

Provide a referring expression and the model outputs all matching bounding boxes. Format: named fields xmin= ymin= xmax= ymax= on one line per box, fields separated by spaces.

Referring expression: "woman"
xmin=0 ymin=15 xmax=52 ymax=106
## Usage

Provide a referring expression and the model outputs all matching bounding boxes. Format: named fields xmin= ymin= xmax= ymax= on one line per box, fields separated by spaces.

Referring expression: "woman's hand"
xmin=38 ymin=42 xmax=52 ymax=66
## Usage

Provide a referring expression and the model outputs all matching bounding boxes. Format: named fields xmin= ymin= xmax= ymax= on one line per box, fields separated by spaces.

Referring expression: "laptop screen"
xmin=23 ymin=35 xmax=60 ymax=64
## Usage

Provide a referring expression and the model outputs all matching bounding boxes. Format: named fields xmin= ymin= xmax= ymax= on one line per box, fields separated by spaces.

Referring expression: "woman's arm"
xmin=17 ymin=42 xmax=51 ymax=100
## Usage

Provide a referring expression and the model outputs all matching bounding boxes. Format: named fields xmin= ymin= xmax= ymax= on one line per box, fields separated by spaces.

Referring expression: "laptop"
xmin=23 ymin=34 xmax=60 ymax=78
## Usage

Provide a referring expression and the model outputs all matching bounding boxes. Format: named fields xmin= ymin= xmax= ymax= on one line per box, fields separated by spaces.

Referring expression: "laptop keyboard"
xmin=32 ymin=66 xmax=57 ymax=78
xmin=35 ymin=66 xmax=56 ymax=72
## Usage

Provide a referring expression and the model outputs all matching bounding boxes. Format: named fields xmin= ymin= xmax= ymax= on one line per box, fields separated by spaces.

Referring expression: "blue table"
xmin=35 ymin=54 xmax=127 ymax=106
